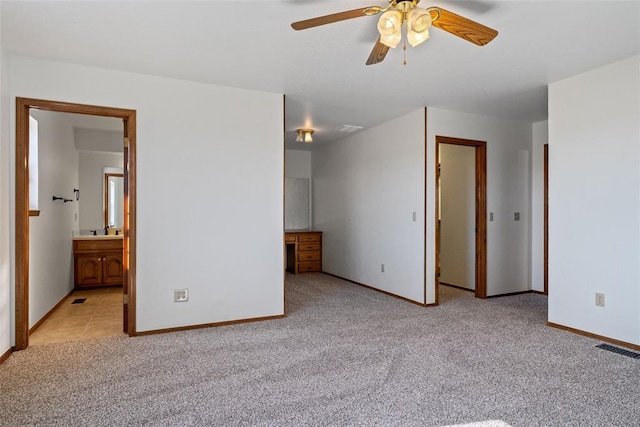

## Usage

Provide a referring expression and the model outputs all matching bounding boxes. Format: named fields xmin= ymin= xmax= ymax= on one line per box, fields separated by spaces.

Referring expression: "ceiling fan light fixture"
xmin=377 ymin=10 xmax=402 ymax=48
xmin=407 ymin=7 xmax=432 ymax=47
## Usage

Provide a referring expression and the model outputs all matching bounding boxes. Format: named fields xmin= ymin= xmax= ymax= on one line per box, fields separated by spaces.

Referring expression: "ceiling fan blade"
xmin=366 ymin=38 xmax=390 ymax=66
xmin=430 ymin=7 xmax=498 ymax=46
xmin=291 ymin=7 xmax=380 ymax=30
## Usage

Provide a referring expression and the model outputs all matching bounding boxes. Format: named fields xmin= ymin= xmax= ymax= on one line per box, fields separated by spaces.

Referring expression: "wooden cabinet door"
xmin=76 ymin=256 xmax=103 ymax=286
xmin=103 ymin=254 xmax=123 ymax=285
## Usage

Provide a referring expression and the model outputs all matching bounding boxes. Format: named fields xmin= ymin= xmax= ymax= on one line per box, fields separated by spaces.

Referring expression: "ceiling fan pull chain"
xmin=403 ymin=33 xmax=407 ymax=66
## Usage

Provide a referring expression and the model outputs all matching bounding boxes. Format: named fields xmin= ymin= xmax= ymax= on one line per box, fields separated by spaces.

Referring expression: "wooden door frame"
xmin=14 ymin=97 xmax=137 ymax=350
xmin=435 ymin=136 xmax=487 ymax=301
xmin=543 ymin=144 xmax=549 ymax=295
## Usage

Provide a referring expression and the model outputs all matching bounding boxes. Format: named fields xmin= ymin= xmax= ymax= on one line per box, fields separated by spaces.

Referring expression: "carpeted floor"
xmin=1 ymin=273 xmax=639 ymax=426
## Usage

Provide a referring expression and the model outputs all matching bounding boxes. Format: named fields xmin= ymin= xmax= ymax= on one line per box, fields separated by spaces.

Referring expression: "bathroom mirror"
xmin=104 ymin=173 xmax=124 ymax=228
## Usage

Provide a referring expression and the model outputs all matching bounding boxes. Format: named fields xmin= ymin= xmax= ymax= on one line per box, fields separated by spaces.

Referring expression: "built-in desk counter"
xmin=285 ymin=230 xmax=322 ymax=274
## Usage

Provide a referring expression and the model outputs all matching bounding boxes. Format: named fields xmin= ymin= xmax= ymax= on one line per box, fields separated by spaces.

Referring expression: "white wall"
xmin=74 ymin=128 xmax=123 ymax=153
xmin=426 ymin=108 xmax=532 ymax=302
xmin=0 ymin=48 xmax=11 ymax=354
xmin=440 ymin=144 xmax=475 ymax=290
xmin=548 ymin=55 xmax=640 ymax=345
xmin=531 ymin=121 xmax=548 ymax=293
xmin=28 ymin=110 xmax=79 ymax=327
xmin=78 ymin=151 xmax=123 ymax=232
xmin=6 ymin=54 xmax=284 ymax=335
xmin=313 ymin=110 xmax=425 ymax=303
xmin=285 ymin=149 xmax=311 ymax=179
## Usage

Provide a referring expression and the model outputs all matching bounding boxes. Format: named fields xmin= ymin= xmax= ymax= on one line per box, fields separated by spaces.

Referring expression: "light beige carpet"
xmin=1 ymin=273 xmax=639 ymax=426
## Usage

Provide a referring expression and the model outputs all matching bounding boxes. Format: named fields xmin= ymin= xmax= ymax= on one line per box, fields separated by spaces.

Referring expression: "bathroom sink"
xmin=73 ymin=234 xmax=123 ymax=240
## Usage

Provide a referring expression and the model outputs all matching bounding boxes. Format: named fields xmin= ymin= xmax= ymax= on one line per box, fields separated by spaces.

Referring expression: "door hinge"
xmin=123 ymin=137 xmax=130 ymax=149
xmin=123 ymin=294 xmax=129 ymax=304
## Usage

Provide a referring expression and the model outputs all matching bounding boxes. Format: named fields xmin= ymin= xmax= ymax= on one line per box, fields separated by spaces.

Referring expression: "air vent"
xmin=336 ymin=125 xmax=363 ymax=133
xmin=596 ymin=343 xmax=640 ymax=359
xmin=71 ymin=298 xmax=87 ymax=304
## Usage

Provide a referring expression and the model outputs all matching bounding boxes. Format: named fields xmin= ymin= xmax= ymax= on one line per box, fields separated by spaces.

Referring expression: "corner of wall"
xmin=0 ymin=48 xmax=13 ymax=352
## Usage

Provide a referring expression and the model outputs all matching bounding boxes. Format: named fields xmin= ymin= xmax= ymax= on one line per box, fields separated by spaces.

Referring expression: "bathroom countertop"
xmin=73 ymin=235 xmax=123 ymax=240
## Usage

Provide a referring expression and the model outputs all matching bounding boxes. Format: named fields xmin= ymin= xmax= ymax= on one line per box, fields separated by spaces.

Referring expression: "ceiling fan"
xmin=291 ymin=0 xmax=498 ymax=65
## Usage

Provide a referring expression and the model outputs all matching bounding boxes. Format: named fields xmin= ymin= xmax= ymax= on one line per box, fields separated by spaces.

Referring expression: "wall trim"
xmin=440 ymin=282 xmax=475 ymax=292
xmin=324 ymin=272 xmax=432 ymax=307
xmin=29 ymin=289 xmax=74 ymax=334
xmin=135 ymin=314 xmax=286 ymax=336
xmin=486 ymin=290 xmax=542 ymax=298
xmin=0 ymin=348 xmax=12 ymax=365
xmin=547 ymin=322 xmax=640 ymax=352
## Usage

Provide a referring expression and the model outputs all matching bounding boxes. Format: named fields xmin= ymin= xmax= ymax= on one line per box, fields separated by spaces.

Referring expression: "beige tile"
xmin=30 ymin=326 xmax=86 ymax=345
xmin=42 ymin=315 xmax=95 ymax=328
xmin=101 ymin=298 xmax=123 ymax=308
xmin=29 ymin=286 xmax=123 ymax=345
xmin=83 ymin=327 xmax=124 ymax=339
xmin=49 ymin=311 xmax=95 ymax=321
xmin=84 ymin=319 xmax=122 ymax=333
xmin=72 ymin=289 xmax=108 ymax=297
xmin=90 ymin=314 xmax=121 ymax=324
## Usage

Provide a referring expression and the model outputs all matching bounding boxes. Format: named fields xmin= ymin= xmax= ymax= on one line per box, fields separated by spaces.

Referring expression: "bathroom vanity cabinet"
xmin=73 ymin=237 xmax=124 ymax=287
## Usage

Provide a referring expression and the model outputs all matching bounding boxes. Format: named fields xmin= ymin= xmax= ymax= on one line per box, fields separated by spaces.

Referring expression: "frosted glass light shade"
xmin=407 ymin=28 xmax=430 ymax=47
xmin=407 ymin=7 xmax=432 ymax=47
xmin=377 ymin=10 xmax=402 ymax=48
xmin=304 ymin=132 xmax=313 ymax=143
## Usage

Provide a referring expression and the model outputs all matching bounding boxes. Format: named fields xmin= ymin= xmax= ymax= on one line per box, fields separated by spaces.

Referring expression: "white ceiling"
xmin=3 ymin=1 xmax=639 ymax=150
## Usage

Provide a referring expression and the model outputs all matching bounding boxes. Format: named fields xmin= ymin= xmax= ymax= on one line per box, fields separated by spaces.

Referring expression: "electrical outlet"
xmin=595 ymin=292 xmax=605 ymax=307
xmin=412 ymin=212 xmax=417 ymax=222
xmin=381 ymin=264 xmax=385 ymax=273
xmin=174 ymin=289 xmax=189 ymax=302
xmin=514 ymin=212 xmax=520 ymax=221
xmin=490 ymin=212 xmax=494 ymax=222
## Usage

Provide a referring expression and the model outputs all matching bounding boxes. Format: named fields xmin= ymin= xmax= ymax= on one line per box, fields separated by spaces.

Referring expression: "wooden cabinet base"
xmin=285 ymin=231 xmax=322 ymax=274
xmin=74 ymin=238 xmax=124 ymax=287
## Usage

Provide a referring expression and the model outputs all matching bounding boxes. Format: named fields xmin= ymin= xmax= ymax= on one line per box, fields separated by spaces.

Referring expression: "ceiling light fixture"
xmin=376 ymin=1 xmax=434 ymax=50
xmin=296 ymin=129 xmax=315 ymax=143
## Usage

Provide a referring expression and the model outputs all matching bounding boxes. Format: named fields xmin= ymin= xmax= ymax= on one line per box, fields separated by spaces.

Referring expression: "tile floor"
xmin=29 ymin=286 xmax=124 ymax=346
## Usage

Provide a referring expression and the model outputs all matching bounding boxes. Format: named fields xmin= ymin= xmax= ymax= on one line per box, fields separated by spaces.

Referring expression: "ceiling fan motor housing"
xmin=393 ymin=0 xmax=419 ymax=12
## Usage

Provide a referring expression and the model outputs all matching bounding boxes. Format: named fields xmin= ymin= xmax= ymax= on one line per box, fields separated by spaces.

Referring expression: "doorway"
xmin=435 ymin=136 xmax=487 ymax=303
xmin=14 ymin=98 xmax=137 ymax=350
